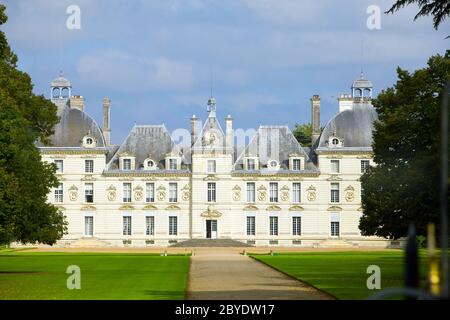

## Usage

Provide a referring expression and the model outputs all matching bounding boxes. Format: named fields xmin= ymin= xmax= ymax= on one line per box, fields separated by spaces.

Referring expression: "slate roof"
xmin=106 ymin=125 xmax=184 ymax=170
xmin=234 ymin=125 xmax=318 ymax=171
xmin=316 ymin=103 xmax=378 ymax=150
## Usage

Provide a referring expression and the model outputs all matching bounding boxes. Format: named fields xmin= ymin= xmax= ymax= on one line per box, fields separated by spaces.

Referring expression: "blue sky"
xmin=2 ymin=0 xmax=448 ymax=145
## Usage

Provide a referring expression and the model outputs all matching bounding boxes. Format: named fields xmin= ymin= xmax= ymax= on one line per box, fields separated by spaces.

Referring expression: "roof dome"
xmin=317 ymin=104 xmax=378 ymax=149
xmin=51 ymin=75 xmax=71 ymax=88
xmin=37 ymin=107 xmax=105 ymax=148
xmin=352 ymin=72 xmax=373 ymax=89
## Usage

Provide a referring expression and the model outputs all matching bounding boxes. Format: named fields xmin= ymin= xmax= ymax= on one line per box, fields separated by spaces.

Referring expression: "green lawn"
xmin=0 ymin=251 xmax=190 ymax=300
xmin=251 ymin=251 xmax=428 ymax=300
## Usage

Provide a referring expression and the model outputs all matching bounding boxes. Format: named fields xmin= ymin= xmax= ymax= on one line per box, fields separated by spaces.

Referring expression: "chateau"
xmin=39 ymin=74 xmax=390 ymax=247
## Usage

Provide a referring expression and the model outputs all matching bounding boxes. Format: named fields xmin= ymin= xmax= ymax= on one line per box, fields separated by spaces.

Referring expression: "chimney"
xmin=225 ymin=115 xmax=233 ymax=150
xmin=102 ymin=98 xmax=111 ymax=146
xmin=311 ymin=95 xmax=321 ymax=145
xmin=338 ymin=94 xmax=353 ymax=113
xmin=191 ymin=115 xmax=198 ymax=146
xmin=70 ymin=95 xmax=85 ymax=111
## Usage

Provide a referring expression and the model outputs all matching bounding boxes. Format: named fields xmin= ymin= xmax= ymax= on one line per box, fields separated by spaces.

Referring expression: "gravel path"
xmin=187 ymin=248 xmax=333 ymax=300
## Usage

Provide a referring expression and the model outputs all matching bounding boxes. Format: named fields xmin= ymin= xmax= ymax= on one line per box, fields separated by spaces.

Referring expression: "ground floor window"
xmin=269 ymin=216 xmax=278 ymax=236
xmin=146 ymin=216 xmax=154 ymax=236
xmin=123 ymin=216 xmax=132 ymax=235
xmin=169 ymin=216 xmax=178 ymax=236
xmin=246 ymin=216 xmax=255 ymax=236
xmin=331 ymin=221 xmax=340 ymax=237
xmin=84 ymin=216 xmax=93 ymax=236
xmin=292 ymin=216 xmax=301 ymax=236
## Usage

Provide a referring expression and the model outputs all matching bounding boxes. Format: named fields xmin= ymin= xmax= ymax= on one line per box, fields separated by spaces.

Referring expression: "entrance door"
xmin=206 ymin=220 xmax=218 ymax=239
xmin=85 ymin=216 xmax=93 ymax=237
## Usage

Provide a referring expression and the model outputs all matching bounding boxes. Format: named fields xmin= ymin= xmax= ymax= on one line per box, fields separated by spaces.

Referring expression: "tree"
xmin=0 ymin=4 xmax=67 ymax=245
xmin=386 ymin=0 xmax=450 ymax=30
xmin=359 ymin=51 xmax=450 ymax=239
xmin=293 ymin=123 xmax=312 ymax=147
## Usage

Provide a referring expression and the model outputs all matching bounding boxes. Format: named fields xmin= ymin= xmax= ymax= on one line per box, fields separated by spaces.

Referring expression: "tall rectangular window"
xmin=55 ymin=160 xmax=64 ymax=173
xmin=146 ymin=183 xmax=155 ymax=203
xmin=123 ymin=159 xmax=131 ymax=170
xmin=331 ymin=222 xmax=340 ymax=237
xmin=292 ymin=159 xmax=301 ymax=171
xmin=146 ymin=216 xmax=154 ymax=236
xmin=292 ymin=183 xmax=301 ymax=203
xmin=169 ymin=159 xmax=177 ymax=170
xmin=85 ymin=159 xmax=94 ymax=173
xmin=246 ymin=182 xmax=256 ymax=203
xmin=247 ymin=159 xmax=256 ymax=170
xmin=361 ymin=160 xmax=370 ymax=173
xmin=123 ymin=183 xmax=132 ymax=203
xmin=85 ymin=216 xmax=93 ymax=236
xmin=207 ymin=160 xmax=216 ymax=173
xmin=246 ymin=216 xmax=256 ymax=236
xmin=330 ymin=160 xmax=340 ymax=173
xmin=292 ymin=217 xmax=301 ymax=236
xmin=169 ymin=183 xmax=178 ymax=202
xmin=207 ymin=182 xmax=216 ymax=202
xmin=169 ymin=216 xmax=178 ymax=236
xmin=123 ymin=216 xmax=132 ymax=235
xmin=331 ymin=183 xmax=340 ymax=203
xmin=84 ymin=183 xmax=93 ymax=203
xmin=269 ymin=216 xmax=278 ymax=236
xmin=269 ymin=182 xmax=278 ymax=203
xmin=54 ymin=183 xmax=63 ymax=203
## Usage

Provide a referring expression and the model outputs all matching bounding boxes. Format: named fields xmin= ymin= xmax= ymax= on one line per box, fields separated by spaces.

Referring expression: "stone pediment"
xmin=327 ymin=206 xmax=342 ymax=211
xmin=203 ymin=175 xmax=219 ymax=181
xmin=243 ymin=205 xmax=258 ymax=211
xmin=201 ymin=205 xmax=222 ymax=218
xmin=142 ymin=204 xmax=157 ymax=210
xmin=327 ymin=175 xmax=343 ymax=181
xmin=81 ymin=205 xmax=96 ymax=211
xmin=165 ymin=205 xmax=181 ymax=211
xmin=289 ymin=205 xmax=304 ymax=211
xmin=266 ymin=205 xmax=281 ymax=211
xmin=81 ymin=175 xmax=96 ymax=181
xmin=119 ymin=204 xmax=135 ymax=210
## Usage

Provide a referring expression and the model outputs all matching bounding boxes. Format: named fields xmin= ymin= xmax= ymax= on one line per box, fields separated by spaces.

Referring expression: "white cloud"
xmin=76 ymin=50 xmax=195 ymax=92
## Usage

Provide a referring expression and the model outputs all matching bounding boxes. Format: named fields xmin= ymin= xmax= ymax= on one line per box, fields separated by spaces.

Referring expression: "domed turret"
xmin=351 ymin=72 xmax=373 ymax=100
xmin=51 ymin=72 xmax=72 ymax=102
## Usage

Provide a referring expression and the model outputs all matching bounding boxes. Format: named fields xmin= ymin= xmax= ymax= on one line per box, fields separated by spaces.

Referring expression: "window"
xmin=292 ymin=183 xmax=301 ymax=203
xmin=169 ymin=216 xmax=178 ymax=236
xmin=54 ymin=183 xmax=63 ymax=203
xmin=269 ymin=182 xmax=278 ymax=202
xmin=330 ymin=160 xmax=340 ymax=173
xmin=169 ymin=183 xmax=178 ymax=202
xmin=332 ymin=138 xmax=340 ymax=146
xmin=268 ymin=160 xmax=279 ymax=169
xmin=292 ymin=159 xmax=301 ymax=171
xmin=85 ymin=216 xmax=93 ymax=236
xmin=361 ymin=160 xmax=370 ymax=173
xmin=246 ymin=216 xmax=256 ymax=236
xmin=123 ymin=183 xmax=132 ymax=203
xmin=292 ymin=217 xmax=301 ymax=236
xmin=207 ymin=160 xmax=216 ymax=173
xmin=331 ymin=183 xmax=340 ymax=203
xmin=146 ymin=216 xmax=155 ymax=236
xmin=247 ymin=159 xmax=256 ymax=170
xmin=123 ymin=159 xmax=131 ymax=171
xmin=84 ymin=183 xmax=93 ymax=203
xmin=269 ymin=216 xmax=278 ymax=236
xmin=123 ymin=216 xmax=132 ymax=235
xmin=169 ymin=159 xmax=177 ymax=170
xmin=85 ymin=159 xmax=94 ymax=173
xmin=55 ymin=160 xmax=63 ymax=173
xmin=86 ymin=138 xmax=93 ymax=145
xmin=246 ymin=182 xmax=256 ymax=203
xmin=331 ymin=222 xmax=340 ymax=237
xmin=146 ymin=183 xmax=155 ymax=203
xmin=207 ymin=182 xmax=216 ymax=202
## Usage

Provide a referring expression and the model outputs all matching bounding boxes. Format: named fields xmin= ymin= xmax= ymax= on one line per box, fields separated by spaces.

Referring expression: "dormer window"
xmin=267 ymin=159 xmax=280 ymax=170
xmin=289 ymin=155 xmax=303 ymax=171
xmin=144 ymin=158 xmax=157 ymax=170
xmin=82 ymin=135 xmax=97 ymax=148
xmin=328 ymin=136 xmax=343 ymax=148
xmin=119 ymin=153 xmax=135 ymax=171
xmin=166 ymin=157 xmax=180 ymax=170
xmin=292 ymin=159 xmax=301 ymax=170
xmin=244 ymin=157 xmax=259 ymax=171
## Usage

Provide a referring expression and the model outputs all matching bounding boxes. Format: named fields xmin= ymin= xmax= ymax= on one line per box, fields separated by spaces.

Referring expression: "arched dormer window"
xmin=144 ymin=158 xmax=158 ymax=170
xmin=328 ymin=136 xmax=343 ymax=148
xmin=267 ymin=159 xmax=280 ymax=171
xmin=82 ymin=135 xmax=97 ymax=148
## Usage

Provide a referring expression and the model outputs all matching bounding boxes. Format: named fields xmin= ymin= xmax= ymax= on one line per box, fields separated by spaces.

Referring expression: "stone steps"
xmin=170 ymin=238 xmax=252 ymax=247
xmin=70 ymin=237 xmax=111 ymax=247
